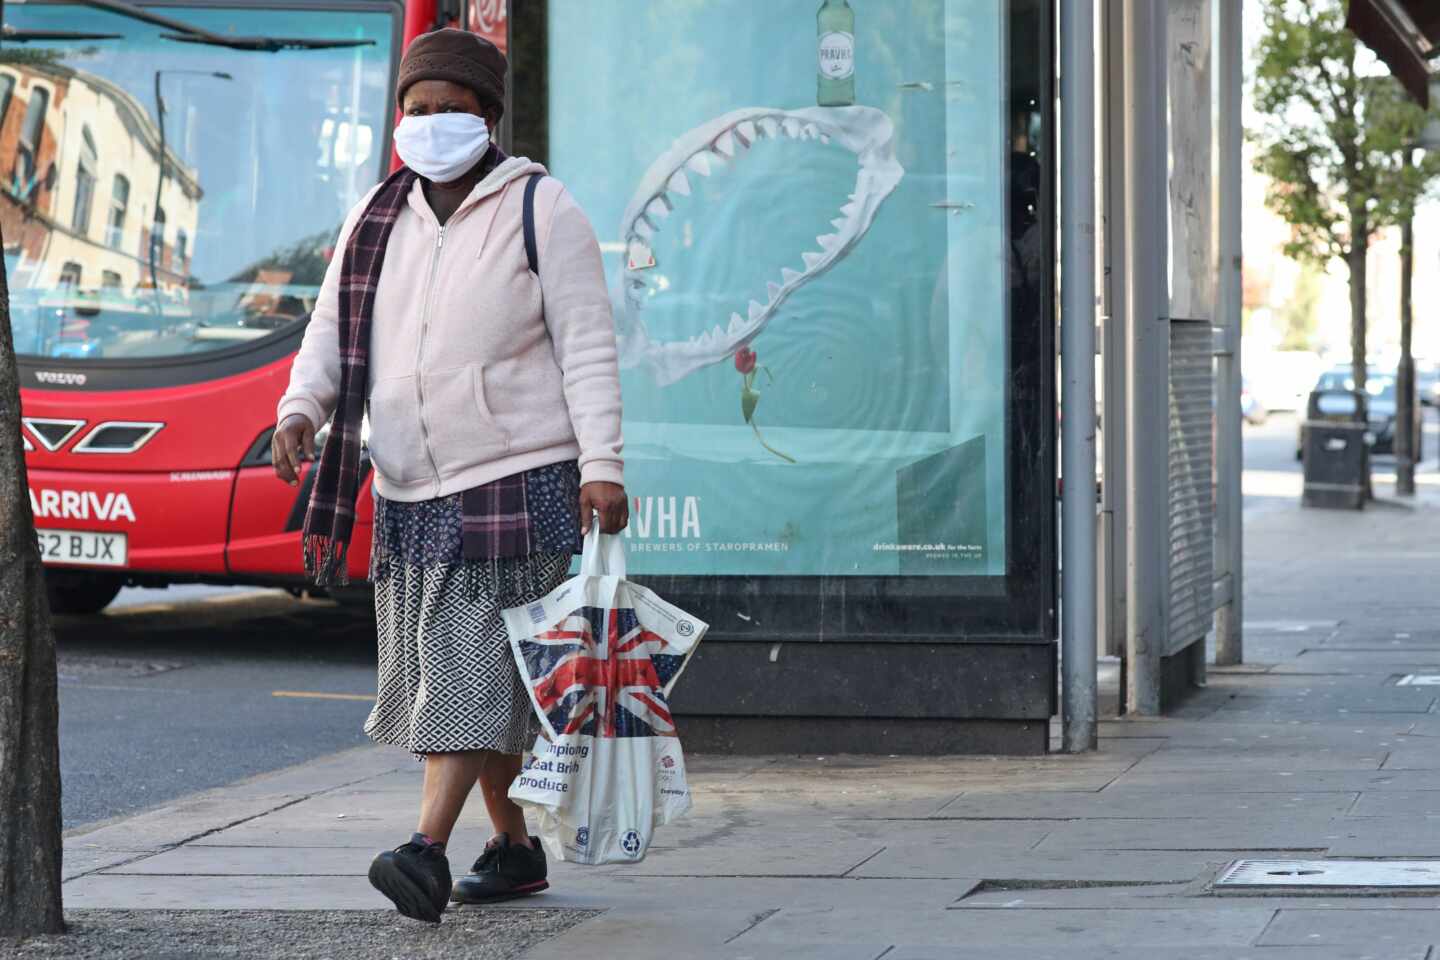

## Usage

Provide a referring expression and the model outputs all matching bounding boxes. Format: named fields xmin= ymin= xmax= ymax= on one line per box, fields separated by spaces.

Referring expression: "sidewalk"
xmin=50 ymin=478 xmax=1440 ymax=959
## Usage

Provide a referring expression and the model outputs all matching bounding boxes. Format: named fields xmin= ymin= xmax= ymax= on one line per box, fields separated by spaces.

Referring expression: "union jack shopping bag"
xmin=503 ymin=525 xmax=707 ymax=865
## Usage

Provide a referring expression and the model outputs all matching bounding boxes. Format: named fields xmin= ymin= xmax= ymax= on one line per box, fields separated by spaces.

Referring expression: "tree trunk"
xmin=0 ymin=227 xmax=65 ymax=936
xmin=1348 ymin=224 xmax=1368 ymax=395
xmin=1397 ymin=192 xmax=1416 ymax=496
xmin=1346 ymin=216 xmax=1373 ymax=500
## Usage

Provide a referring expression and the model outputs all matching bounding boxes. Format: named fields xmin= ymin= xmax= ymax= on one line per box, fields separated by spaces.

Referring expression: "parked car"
xmin=1295 ymin=366 xmax=1421 ymax=460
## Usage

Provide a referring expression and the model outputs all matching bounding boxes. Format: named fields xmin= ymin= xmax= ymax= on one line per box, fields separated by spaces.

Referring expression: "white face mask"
xmin=393 ymin=113 xmax=491 ymax=183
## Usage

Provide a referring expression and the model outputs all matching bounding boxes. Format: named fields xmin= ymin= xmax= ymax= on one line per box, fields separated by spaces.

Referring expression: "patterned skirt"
xmin=362 ymin=493 xmax=572 ymax=756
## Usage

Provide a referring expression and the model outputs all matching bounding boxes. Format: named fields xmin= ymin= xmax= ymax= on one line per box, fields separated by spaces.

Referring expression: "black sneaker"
xmin=368 ymin=833 xmax=452 ymax=923
xmin=450 ymin=833 xmax=549 ymax=904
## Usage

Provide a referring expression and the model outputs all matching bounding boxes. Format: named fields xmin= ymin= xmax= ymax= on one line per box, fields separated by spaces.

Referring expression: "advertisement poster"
xmin=548 ymin=1 xmax=1009 ymax=576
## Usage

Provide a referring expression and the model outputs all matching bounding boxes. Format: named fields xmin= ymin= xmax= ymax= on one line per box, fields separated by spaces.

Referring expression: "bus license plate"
xmin=35 ymin=530 xmax=128 ymax=567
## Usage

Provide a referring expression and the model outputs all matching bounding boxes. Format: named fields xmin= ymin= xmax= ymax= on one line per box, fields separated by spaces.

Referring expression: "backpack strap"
xmin=522 ymin=173 xmax=543 ymax=276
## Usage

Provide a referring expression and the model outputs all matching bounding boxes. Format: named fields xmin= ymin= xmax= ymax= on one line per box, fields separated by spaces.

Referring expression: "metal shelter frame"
xmin=1060 ymin=0 xmax=1246 ymax=747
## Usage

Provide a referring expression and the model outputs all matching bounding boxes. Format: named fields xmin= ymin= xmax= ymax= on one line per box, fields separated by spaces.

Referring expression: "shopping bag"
xmin=502 ymin=524 xmax=707 ymax=864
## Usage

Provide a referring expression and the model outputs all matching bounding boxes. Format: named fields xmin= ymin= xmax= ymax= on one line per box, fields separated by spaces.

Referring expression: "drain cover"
xmin=1217 ymin=859 xmax=1440 ymax=889
xmin=1396 ymin=675 xmax=1440 ymax=686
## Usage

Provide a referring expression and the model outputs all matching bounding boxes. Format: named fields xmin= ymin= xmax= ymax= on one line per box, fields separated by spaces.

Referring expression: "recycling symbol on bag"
xmin=620 ymin=830 xmax=642 ymax=857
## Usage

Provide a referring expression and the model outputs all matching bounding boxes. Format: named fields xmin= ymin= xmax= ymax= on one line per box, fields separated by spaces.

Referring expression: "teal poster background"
xmin=547 ymin=1 xmax=1009 ymax=576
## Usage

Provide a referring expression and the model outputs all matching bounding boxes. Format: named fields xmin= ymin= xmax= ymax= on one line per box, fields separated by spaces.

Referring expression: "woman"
xmin=272 ymin=28 xmax=627 ymax=923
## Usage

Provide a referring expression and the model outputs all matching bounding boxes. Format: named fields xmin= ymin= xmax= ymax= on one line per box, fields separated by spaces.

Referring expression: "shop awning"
xmin=1347 ymin=0 xmax=1438 ymax=108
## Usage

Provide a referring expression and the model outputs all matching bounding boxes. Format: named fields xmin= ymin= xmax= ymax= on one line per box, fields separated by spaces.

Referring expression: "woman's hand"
xmin=271 ymin=414 xmax=317 ymax=486
xmin=579 ymin=482 xmax=629 ymax=535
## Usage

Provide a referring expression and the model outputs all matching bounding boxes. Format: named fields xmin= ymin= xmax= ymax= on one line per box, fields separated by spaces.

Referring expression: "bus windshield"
xmin=1 ymin=4 xmax=396 ymax=360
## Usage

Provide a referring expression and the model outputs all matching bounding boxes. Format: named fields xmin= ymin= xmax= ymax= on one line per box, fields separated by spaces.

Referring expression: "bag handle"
xmin=579 ymin=514 xmax=628 ymax=579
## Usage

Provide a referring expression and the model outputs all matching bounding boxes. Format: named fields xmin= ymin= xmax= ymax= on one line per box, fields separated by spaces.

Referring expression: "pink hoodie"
xmin=277 ymin=157 xmax=624 ymax=501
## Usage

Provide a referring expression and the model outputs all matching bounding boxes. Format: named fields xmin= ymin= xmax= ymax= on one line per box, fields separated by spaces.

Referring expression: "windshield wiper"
xmin=158 ymin=32 xmax=372 ymax=51
xmin=2 ymin=25 xmax=123 ymax=41
xmin=73 ymin=0 xmax=373 ymax=52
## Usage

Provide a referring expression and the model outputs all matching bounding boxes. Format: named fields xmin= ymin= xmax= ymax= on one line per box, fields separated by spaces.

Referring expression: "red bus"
xmin=6 ymin=0 xmax=505 ymax=612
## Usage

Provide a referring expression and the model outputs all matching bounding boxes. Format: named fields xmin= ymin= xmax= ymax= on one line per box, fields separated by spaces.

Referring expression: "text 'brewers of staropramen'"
xmin=817 ymin=0 xmax=855 ymax=106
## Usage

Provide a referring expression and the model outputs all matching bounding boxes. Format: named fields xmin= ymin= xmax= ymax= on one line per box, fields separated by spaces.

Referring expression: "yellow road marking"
xmin=272 ymin=690 xmax=374 ymax=702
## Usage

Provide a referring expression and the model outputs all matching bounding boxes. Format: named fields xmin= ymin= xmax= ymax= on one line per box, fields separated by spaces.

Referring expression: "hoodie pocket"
xmin=365 ymin=375 xmax=430 ymax=484
xmin=423 ymin=363 xmax=511 ymax=476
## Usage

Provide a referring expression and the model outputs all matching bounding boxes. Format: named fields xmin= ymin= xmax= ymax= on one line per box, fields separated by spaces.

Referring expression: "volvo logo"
xmin=34 ymin=371 xmax=87 ymax=386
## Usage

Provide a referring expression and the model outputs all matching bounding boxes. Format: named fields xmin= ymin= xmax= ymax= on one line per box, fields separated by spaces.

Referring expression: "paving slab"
xmin=1208 ymin=693 xmax=1436 ymax=715
xmin=590 ymin=835 xmax=884 ymax=878
xmin=1324 ymin=818 xmax=1440 ymax=856
xmin=508 ymin=875 xmax=981 ymax=913
xmin=849 ymin=847 xmax=1268 ymax=883
xmin=934 ymin=790 xmax=1357 ymax=820
xmin=1034 ymin=818 xmax=1349 ymax=853
xmin=728 ymin=906 xmax=1276 ymax=948
xmin=61 ymin=847 xmax=156 ymax=882
xmin=103 ymin=844 xmax=375 ymax=877
xmin=1291 ymin=649 xmax=1440 ymax=666
xmin=1347 ymin=791 xmax=1440 ymax=817
xmin=517 ymin=908 xmax=864 ymax=960
xmin=1380 ymin=746 xmax=1440 ymax=770
xmin=1121 ymin=747 xmax=1387 ymax=773
xmin=62 ymin=873 xmax=385 ymax=910
xmin=1258 ymin=908 xmax=1440 ymax=948
xmin=184 ymin=823 xmax=423 ymax=849
xmin=527 ymin=937 xmax=888 ymax=960
xmin=61 ymin=743 xmax=411 ymax=868
xmin=692 ymin=789 xmax=955 ymax=819
xmin=1395 ymin=717 xmax=1440 ymax=738
xmin=953 ymin=884 xmax=1440 ymax=911
xmin=880 ymin=949 xmax=1425 ymax=960
xmin=833 ymin=819 xmax=1053 ymax=849
xmin=1102 ymin=724 xmax=1412 ymax=752
xmin=1197 ymin=674 xmax=1382 ymax=689
xmin=1103 ymin=768 xmax=1440 ymax=794
xmin=64 ymin=792 xmax=306 ymax=855
xmin=722 ymin=761 xmax=1141 ymax=794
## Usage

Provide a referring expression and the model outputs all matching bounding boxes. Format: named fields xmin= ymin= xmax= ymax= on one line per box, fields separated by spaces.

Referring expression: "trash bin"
xmin=1302 ymin=388 xmax=1368 ymax=510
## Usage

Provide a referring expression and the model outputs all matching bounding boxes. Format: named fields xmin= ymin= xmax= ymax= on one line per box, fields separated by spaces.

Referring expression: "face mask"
xmin=393 ymin=113 xmax=490 ymax=183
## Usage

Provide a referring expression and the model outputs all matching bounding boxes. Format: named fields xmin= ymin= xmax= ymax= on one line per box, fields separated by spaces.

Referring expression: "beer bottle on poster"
xmin=817 ymin=0 xmax=855 ymax=106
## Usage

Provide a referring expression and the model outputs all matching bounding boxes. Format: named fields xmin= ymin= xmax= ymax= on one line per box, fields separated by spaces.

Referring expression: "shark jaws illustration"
xmin=614 ymin=105 xmax=905 ymax=386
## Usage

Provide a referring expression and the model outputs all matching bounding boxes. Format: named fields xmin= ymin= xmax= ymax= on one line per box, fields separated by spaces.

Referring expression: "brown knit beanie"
xmin=396 ymin=28 xmax=507 ymax=115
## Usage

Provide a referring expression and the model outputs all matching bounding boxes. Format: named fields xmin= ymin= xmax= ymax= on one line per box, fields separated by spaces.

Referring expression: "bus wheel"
xmin=45 ymin=571 xmax=123 ymax=615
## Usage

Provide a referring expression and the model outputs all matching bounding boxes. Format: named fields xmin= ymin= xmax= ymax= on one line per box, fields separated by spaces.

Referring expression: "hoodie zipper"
xmin=414 ymin=223 xmax=446 ymax=490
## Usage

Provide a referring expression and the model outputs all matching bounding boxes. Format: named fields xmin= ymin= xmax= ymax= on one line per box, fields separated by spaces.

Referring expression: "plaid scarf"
xmin=302 ymin=166 xmax=418 ymax=585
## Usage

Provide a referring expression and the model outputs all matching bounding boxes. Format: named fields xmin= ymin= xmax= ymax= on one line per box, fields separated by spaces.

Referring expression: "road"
xmin=55 ymin=592 xmax=378 ymax=830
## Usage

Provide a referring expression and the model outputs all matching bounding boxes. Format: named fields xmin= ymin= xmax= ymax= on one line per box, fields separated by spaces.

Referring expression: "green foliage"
xmin=1250 ymin=0 xmax=1440 ymax=265
xmin=0 ymin=49 xmax=71 ymax=68
xmin=1276 ymin=263 xmax=1324 ymax=350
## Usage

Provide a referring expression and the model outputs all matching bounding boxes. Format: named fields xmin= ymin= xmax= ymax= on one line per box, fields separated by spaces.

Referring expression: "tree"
xmin=0 ymin=225 xmax=65 ymax=935
xmin=1251 ymin=0 xmax=1439 ymax=394
xmin=1276 ymin=263 xmax=1323 ymax=352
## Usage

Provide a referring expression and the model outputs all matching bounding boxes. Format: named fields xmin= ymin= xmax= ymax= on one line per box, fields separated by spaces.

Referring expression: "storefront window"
xmin=543 ymin=1 xmax=1021 ymax=582
xmin=73 ymin=127 xmax=99 ymax=236
xmin=106 ymin=174 xmax=130 ymax=249
xmin=16 ymin=86 xmax=49 ymax=195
